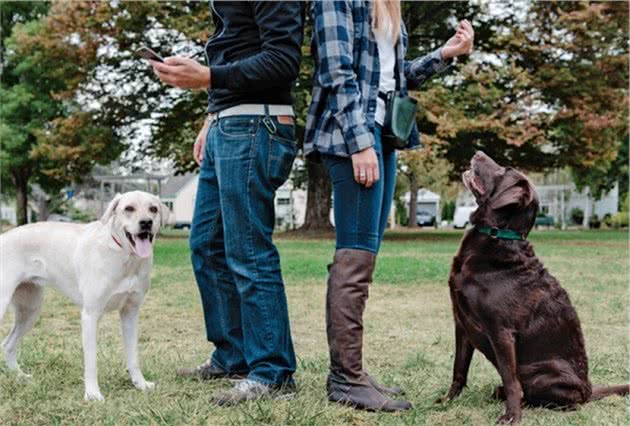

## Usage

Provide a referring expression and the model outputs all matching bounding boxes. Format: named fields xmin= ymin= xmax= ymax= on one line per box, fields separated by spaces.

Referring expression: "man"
xmin=149 ymin=1 xmax=304 ymax=405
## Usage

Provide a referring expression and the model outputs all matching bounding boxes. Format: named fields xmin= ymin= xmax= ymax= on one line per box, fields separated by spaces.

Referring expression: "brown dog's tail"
xmin=589 ymin=384 xmax=630 ymax=401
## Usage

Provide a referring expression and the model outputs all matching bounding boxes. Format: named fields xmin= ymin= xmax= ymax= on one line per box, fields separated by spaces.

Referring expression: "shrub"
xmin=610 ymin=211 xmax=629 ymax=229
xmin=603 ymin=213 xmax=613 ymax=228
xmin=442 ymin=200 xmax=456 ymax=222
xmin=588 ymin=214 xmax=601 ymax=229
xmin=69 ymin=208 xmax=95 ymax=223
xmin=395 ymin=198 xmax=408 ymax=226
xmin=570 ymin=207 xmax=584 ymax=225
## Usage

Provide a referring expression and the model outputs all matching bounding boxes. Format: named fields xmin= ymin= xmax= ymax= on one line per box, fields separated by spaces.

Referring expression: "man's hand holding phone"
xmin=149 ymin=56 xmax=211 ymax=90
xmin=136 ymin=47 xmax=210 ymax=90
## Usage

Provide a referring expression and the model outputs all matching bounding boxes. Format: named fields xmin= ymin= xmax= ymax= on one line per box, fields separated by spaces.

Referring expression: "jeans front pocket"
xmin=218 ymin=116 xmax=258 ymax=138
xmin=268 ymin=128 xmax=297 ymax=190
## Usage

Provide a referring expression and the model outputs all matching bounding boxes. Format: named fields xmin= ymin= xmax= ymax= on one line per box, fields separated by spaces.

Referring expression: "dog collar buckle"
xmin=476 ymin=226 xmax=525 ymax=241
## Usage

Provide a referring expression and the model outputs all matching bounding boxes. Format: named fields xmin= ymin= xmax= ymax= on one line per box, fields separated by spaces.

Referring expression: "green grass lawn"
xmin=1 ymin=229 xmax=628 ymax=425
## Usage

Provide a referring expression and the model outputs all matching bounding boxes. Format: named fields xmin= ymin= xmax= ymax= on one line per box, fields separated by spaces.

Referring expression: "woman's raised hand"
xmin=351 ymin=147 xmax=379 ymax=188
xmin=441 ymin=19 xmax=474 ymax=60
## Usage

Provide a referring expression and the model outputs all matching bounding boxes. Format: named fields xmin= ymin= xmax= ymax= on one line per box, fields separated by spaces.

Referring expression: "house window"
xmin=164 ymin=201 xmax=174 ymax=212
xmin=277 ymin=198 xmax=291 ymax=206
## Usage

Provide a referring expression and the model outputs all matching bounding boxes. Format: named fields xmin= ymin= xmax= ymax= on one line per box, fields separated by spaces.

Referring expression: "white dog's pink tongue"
xmin=135 ymin=237 xmax=152 ymax=258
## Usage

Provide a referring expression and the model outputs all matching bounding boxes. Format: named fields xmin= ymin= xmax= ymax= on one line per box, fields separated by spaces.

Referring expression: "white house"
xmin=456 ymin=181 xmax=619 ymax=227
xmin=404 ymin=188 xmax=441 ymax=225
xmin=160 ymin=174 xmax=199 ymax=229
xmin=275 ymin=181 xmax=307 ymax=230
xmin=159 ymin=173 xmax=307 ymax=230
xmin=1 ymin=202 xmax=17 ymax=227
xmin=536 ymin=182 xmax=619 ymax=227
xmin=1 ymin=200 xmax=37 ymax=228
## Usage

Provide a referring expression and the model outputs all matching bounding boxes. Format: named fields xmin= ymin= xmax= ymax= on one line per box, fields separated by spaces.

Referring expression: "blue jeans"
xmin=189 ymin=114 xmax=297 ymax=385
xmin=322 ymin=126 xmax=397 ymax=253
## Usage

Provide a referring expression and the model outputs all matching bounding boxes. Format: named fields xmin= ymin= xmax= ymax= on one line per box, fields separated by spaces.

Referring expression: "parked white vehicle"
xmin=453 ymin=206 xmax=477 ymax=229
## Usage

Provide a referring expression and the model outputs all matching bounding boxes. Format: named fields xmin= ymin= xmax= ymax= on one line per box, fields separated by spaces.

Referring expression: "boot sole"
xmin=328 ymin=395 xmax=412 ymax=412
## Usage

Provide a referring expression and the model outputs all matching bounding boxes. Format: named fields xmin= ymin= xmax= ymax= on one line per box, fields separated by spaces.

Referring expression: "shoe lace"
xmin=235 ymin=379 xmax=268 ymax=393
xmin=197 ymin=358 xmax=213 ymax=371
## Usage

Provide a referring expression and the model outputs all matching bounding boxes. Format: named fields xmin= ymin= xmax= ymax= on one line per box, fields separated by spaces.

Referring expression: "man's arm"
xmin=210 ymin=1 xmax=304 ymax=91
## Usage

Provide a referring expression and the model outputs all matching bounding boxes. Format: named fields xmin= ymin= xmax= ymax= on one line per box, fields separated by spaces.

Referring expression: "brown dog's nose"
xmin=473 ymin=151 xmax=486 ymax=162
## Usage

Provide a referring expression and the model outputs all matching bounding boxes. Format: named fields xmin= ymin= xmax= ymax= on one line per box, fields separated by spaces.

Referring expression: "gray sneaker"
xmin=212 ymin=379 xmax=297 ymax=406
xmin=176 ymin=358 xmax=247 ymax=380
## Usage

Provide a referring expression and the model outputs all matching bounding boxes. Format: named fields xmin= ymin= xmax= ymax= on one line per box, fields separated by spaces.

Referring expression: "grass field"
xmin=1 ymin=229 xmax=628 ymax=425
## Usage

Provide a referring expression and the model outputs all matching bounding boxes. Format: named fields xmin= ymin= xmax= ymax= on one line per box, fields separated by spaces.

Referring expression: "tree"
xmin=399 ymin=148 xmax=460 ymax=228
xmin=1 ymin=2 xmax=129 ymax=223
xmin=1 ymin=2 xmax=55 ymax=224
xmin=416 ymin=1 xmax=628 ymax=187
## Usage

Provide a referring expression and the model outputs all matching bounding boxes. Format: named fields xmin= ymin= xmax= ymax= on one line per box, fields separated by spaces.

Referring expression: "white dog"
xmin=0 ymin=191 xmax=168 ymax=401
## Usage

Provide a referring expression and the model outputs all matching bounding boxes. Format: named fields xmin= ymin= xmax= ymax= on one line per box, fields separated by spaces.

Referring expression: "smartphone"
xmin=135 ymin=47 xmax=164 ymax=63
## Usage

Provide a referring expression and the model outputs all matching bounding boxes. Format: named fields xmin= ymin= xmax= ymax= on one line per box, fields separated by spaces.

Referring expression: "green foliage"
xmin=620 ymin=192 xmax=629 ymax=212
xmin=609 ymin=211 xmax=628 ymax=229
xmin=395 ymin=197 xmax=409 ymax=227
xmin=416 ymin=2 xmax=628 ymax=188
xmin=0 ymin=2 xmax=127 ymax=222
xmin=67 ymin=206 xmax=95 ymax=223
xmin=570 ymin=207 xmax=585 ymax=225
xmin=441 ymin=200 xmax=456 ymax=222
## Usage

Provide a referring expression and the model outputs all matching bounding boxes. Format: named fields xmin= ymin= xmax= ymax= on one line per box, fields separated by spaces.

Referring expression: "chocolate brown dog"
xmin=438 ymin=151 xmax=628 ymax=424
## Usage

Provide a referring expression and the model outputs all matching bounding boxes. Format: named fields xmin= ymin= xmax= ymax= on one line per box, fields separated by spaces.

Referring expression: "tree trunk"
xmin=300 ymin=158 xmax=333 ymax=230
xmin=13 ymin=172 xmax=29 ymax=226
xmin=37 ymin=198 xmax=50 ymax=222
xmin=407 ymin=173 xmax=419 ymax=228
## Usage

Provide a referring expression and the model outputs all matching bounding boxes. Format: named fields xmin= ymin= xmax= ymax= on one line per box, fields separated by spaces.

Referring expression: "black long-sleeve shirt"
xmin=205 ymin=0 xmax=305 ymax=113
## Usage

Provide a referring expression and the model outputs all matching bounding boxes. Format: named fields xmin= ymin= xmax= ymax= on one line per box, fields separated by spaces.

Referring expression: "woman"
xmin=304 ymin=1 xmax=474 ymax=412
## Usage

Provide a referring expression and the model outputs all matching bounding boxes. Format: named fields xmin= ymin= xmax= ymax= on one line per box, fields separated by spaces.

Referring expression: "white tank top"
xmin=374 ymin=16 xmax=397 ymax=126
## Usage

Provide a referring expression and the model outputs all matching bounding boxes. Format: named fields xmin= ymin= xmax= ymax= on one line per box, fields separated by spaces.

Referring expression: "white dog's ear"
xmin=101 ymin=193 xmax=122 ymax=224
xmin=160 ymin=202 xmax=171 ymax=226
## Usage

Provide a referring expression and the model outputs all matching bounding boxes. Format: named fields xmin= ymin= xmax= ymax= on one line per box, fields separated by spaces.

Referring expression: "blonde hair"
xmin=372 ymin=0 xmax=401 ymax=40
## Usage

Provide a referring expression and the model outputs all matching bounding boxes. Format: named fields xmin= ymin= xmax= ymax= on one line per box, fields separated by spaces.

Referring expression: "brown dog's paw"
xmin=496 ymin=411 xmax=521 ymax=425
xmin=435 ymin=395 xmax=450 ymax=404
xmin=435 ymin=383 xmax=464 ymax=403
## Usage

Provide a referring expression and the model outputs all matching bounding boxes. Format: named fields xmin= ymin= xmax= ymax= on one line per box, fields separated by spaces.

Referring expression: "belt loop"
xmin=262 ymin=104 xmax=277 ymax=135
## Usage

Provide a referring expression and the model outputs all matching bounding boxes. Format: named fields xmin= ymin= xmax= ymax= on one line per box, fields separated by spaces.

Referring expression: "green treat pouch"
xmin=381 ymin=91 xmax=418 ymax=150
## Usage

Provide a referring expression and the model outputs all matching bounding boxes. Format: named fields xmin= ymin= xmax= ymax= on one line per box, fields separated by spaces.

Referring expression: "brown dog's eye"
xmin=149 ymin=206 xmax=158 ymax=213
xmin=124 ymin=206 xmax=135 ymax=212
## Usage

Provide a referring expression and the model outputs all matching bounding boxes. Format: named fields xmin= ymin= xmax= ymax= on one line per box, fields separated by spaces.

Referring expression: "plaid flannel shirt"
xmin=304 ymin=0 xmax=450 ymax=157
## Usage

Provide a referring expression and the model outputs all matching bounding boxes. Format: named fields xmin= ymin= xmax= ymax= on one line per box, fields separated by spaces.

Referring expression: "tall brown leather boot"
xmin=325 ymin=249 xmax=412 ymax=412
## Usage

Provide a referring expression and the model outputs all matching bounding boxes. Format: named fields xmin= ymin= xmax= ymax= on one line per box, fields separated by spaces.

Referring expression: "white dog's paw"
xmin=15 ymin=369 xmax=33 ymax=380
xmin=84 ymin=390 xmax=105 ymax=402
xmin=134 ymin=379 xmax=155 ymax=392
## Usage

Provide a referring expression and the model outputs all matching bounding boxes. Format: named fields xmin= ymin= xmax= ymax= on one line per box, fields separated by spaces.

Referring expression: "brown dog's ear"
xmin=101 ymin=193 xmax=122 ymax=224
xmin=491 ymin=173 xmax=536 ymax=210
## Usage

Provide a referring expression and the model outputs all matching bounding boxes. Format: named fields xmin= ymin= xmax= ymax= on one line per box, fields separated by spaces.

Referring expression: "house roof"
xmin=161 ymin=173 xmax=196 ymax=198
xmin=403 ymin=188 xmax=441 ymax=203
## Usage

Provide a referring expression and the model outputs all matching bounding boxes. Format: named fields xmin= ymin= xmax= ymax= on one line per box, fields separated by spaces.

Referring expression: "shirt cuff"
xmin=433 ymin=48 xmax=453 ymax=72
xmin=209 ymin=64 xmax=230 ymax=89
xmin=344 ymin=126 xmax=375 ymax=155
